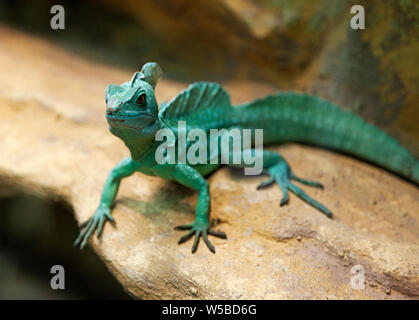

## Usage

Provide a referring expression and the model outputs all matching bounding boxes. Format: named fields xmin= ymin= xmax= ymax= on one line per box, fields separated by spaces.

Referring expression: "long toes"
xmin=280 ymin=193 xmax=289 ymax=206
xmin=202 ymin=230 xmax=215 ymax=253
xmin=174 ymin=224 xmax=193 ymax=230
xmin=310 ymin=181 xmax=324 ymax=188
xmin=80 ymin=219 xmax=97 ymax=249
xmin=105 ymin=212 xmax=115 ymax=223
xmin=178 ymin=229 xmax=195 ymax=244
xmin=73 ymin=229 xmax=84 ymax=247
xmin=208 ymin=230 xmax=227 ymax=239
xmin=290 ymin=173 xmax=323 ymax=188
xmin=275 ymin=177 xmax=289 ymax=206
xmin=73 ymin=234 xmax=83 ymax=247
xmin=191 ymin=231 xmax=200 ymax=253
xmin=96 ymin=216 xmax=105 ymax=239
xmin=256 ymin=176 xmax=275 ymax=190
xmin=78 ymin=219 xmax=90 ymax=229
xmin=73 ymin=218 xmax=93 ymax=247
xmin=288 ymin=183 xmax=332 ymax=218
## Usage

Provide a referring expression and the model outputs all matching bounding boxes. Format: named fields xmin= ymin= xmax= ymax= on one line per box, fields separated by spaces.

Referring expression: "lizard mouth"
xmin=107 ymin=112 xmax=155 ymax=122
xmin=107 ymin=113 xmax=156 ymax=132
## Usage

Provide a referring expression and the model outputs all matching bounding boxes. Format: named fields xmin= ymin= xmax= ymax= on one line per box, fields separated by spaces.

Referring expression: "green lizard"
xmin=74 ymin=62 xmax=419 ymax=253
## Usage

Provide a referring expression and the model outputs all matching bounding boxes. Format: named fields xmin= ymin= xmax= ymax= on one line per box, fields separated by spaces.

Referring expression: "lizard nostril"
xmin=107 ymin=108 xmax=115 ymax=115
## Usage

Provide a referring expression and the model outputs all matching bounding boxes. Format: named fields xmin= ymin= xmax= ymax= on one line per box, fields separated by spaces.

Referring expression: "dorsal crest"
xmin=160 ymin=82 xmax=231 ymax=125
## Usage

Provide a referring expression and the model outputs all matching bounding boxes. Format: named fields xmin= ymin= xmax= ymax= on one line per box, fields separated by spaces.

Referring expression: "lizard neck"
xmin=109 ymin=119 xmax=161 ymax=161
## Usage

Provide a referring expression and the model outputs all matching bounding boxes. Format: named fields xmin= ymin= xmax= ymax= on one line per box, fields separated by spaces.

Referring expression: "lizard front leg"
xmin=74 ymin=157 xmax=139 ymax=249
xmin=173 ymin=164 xmax=227 ymax=253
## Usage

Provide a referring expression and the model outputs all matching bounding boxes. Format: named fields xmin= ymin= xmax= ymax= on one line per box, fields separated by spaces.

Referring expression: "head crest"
xmin=131 ymin=62 xmax=163 ymax=89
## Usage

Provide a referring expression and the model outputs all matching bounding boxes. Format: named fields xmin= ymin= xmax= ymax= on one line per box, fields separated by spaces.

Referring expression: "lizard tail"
xmin=233 ymin=92 xmax=419 ymax=185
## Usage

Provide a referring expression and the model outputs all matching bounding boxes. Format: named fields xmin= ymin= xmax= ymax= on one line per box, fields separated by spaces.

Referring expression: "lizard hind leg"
xmin=226 ymin=147 xmax=332 ymax=218
xmin=257 ymin=152 xmax=332 ymax=218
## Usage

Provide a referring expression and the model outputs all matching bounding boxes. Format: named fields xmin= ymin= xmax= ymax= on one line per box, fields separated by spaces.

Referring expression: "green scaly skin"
xmin=74 ymin=62 xmax=419 ymax=253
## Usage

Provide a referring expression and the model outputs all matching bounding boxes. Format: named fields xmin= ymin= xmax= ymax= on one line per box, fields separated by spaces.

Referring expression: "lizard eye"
xmin=136 ymin=94 xmax=146 ymax=106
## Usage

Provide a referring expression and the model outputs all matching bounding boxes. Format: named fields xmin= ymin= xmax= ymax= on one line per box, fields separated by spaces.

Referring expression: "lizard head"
xmin=105 ymin=62 xmax=162 ymax=136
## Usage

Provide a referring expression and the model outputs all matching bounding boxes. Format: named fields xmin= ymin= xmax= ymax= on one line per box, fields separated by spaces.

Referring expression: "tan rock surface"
xmin=0 ymin=26 xmax=418 ymax=299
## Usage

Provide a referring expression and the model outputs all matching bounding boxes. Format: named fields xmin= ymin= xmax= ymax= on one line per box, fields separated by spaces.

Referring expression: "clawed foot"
xmin=175 ymin=219 xmax=227 ymax=253
xmin=73 ymin=206 xmax=114 ymax=249
xmin=257 ymin=160 xmax=332 ymax=218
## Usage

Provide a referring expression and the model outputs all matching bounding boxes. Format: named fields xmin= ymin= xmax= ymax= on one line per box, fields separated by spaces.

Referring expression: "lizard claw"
xmin=74 ymin=206 xmax=114 ymax=249
xmin=175 ymin=220 xmax=227 ymax=253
